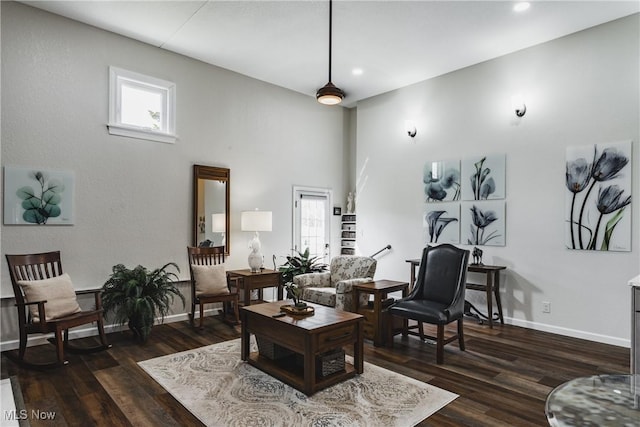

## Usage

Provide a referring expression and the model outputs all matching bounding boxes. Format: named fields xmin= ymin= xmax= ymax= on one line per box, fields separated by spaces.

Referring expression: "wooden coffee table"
xmin=240 ymin=301 xmax=364 ymax=395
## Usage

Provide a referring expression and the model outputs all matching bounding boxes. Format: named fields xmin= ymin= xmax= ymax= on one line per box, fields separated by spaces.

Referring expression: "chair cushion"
xmin=17 ymin=273 xmax=82 ymax=322
xmin=302 ymin=287 xmax=336 ymax=308
xmin=191 ymin=264 xmax=230 ymax=297
xmin=388 ymin=299 xmax=455 ymax=324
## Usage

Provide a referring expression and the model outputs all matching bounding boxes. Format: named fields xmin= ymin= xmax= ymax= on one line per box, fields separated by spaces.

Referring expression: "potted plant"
xmin=101 ymin=262 xmax=184 ymax=343
xmin=277 ymin=247 xmax=328 ymax=285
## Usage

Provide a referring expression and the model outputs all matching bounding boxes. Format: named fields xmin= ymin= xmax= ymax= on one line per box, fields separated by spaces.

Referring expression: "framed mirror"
xmin=192 ymin=165 xmax=230 ymax=254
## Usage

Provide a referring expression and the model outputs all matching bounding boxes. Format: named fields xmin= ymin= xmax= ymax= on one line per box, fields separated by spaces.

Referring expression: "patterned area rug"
xmin=138 ymin=338 xmax=457 ymax=427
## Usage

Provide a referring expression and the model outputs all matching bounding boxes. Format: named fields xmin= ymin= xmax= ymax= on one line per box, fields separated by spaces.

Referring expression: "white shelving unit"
xmin=340 ymin=214 xmax=356 ymax=255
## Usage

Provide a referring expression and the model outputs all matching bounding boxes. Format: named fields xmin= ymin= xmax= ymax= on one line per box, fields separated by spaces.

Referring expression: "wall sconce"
xmin=511 ymin=94 xmax=527 ymax=117
xmin=405 ymin=120 xmax=417 ymax=137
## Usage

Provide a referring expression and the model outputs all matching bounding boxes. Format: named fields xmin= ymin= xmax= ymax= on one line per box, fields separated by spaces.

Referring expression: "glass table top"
xmin=545 ymin=374 xmax=640 ymax=426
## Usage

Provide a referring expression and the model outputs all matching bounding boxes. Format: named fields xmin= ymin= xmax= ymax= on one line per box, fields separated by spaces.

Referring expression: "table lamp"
xmin=241 ymin=210 xmax=272 ymax=272
xmin=211 ymin=213 xmax=226 ymax=246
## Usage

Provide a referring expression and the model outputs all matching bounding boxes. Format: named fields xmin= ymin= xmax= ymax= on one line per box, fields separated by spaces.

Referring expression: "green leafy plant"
xmin=101 ymin=263 xmax=184 ymax=343
xmin=16 ymin=171 xmax=64 ymax=224
xmin=283 ymin=282 xmax=305 ymax=307
xmin=277 ymin=248 xmax=327 ymax=285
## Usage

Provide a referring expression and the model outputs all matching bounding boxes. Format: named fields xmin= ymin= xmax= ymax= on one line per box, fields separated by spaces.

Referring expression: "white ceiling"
xmin=21 ymin=1 xmax=640 ymax=107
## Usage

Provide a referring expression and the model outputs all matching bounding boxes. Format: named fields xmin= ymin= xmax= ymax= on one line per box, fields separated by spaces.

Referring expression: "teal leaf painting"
xmin=3 ymin=166 xmax=74 ymax=225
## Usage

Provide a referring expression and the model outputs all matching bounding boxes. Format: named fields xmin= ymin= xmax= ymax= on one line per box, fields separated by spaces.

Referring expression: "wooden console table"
xmin=405 ymin=259 xmax=506 ymax=328
xmin=227 ymin=268 xmax=283 ymax=306
xmin=353 ymin=280 xmax=409 ymax=347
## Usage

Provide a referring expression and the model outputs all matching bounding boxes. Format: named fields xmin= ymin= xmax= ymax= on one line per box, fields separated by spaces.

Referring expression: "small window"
xmin=108 ymin=67 xmax=177 ymax=144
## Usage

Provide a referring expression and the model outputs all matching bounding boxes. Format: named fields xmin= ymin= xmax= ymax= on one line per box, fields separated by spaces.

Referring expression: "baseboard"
xmin=504 ymin=317 xmax=630 ymax=348
xmin=0 ymin=309 xmax=217 ymax=353
xmin=2 ymin=310 xmax=630 ymax=352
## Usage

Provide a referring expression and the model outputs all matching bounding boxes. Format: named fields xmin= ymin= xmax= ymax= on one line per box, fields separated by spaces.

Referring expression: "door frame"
xmin=291 ymin=185 xmax=333 ymax=261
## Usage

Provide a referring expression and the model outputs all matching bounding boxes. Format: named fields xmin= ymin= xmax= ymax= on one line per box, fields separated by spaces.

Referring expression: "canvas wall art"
xmin=423 ymin=160 xmax=461 ymax=202
xmin=460 ymin=201 xmax=505 ymax=246
xmin=565 ymin=140 xmax=632 ymax=251
xmin=461 ymin=154 xmax=506 ymax=200
xmin=4 ymin=166 xmax=75 ymax=225
xmin=423 ymin=204 xmax=460 ymax=244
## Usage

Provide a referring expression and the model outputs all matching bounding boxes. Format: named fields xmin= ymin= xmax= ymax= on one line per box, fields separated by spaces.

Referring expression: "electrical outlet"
xmin=542 ymin=301 xmax=551 ymax=313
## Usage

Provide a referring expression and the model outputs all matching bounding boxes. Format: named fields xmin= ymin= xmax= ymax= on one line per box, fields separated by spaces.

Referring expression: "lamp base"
xmin=248 ymin=252 xmax=262 ymax=273
xmin=248 ymin=232 xmax=263 ymax=273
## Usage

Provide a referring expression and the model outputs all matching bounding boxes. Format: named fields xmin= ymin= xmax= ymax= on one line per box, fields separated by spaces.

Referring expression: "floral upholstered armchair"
xmin=293 ymin=255 xmax=377 ymax=312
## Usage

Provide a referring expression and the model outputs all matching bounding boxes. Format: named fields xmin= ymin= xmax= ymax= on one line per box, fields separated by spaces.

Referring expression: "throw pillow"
xmin=191 ymin=264 xmax=230 ymax=296
xmin=17 ymin=273 xmax=82 ymax=322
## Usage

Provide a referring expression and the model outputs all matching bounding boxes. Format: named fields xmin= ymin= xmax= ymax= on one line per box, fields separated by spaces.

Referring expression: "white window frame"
xmin=107 ymin=66 xmax=177 ymax=144
xmin=292 ymin=186 xmax=332 ymax=262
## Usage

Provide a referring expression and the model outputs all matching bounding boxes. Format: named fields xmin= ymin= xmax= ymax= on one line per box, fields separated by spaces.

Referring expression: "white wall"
xmin=356 ymin=14 xmax=640 ymax=346
xmin=0 ymin=3 xmax=350 ymax=342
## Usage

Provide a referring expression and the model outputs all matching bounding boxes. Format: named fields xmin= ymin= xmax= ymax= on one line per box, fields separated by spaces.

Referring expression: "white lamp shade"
xmin=241 ymin=210 xmax=272 ymax=232
xmin=211 ymin=213 xmax=226 ymax=233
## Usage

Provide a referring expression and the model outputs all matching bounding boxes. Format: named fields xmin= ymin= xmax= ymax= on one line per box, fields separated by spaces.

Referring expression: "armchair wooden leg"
xmin=54 ymin=327 xmax=68 ymax=366
xmin=457 ymin=318 xmax=465 ymax=351
xmin=199 ymin=302 xmax=204 ymax=329
xmin=418 ymin=322 xmax=425 ymax=341
xmin=189 ymin=302 xmax=196 ymax=327
xmin=436 ymin=324 xmax=445 ymax=364
xmin=234 ymin=297 xmax=240 ymax=325
xmin=18 ymin=328 xmax=27 ymax=360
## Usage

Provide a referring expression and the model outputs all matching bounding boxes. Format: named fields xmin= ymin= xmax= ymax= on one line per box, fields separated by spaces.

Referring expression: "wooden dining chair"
xmin=5 ymin=251 xmax=111 ymax=368
xmin=187 ymin=246 xmax=240 ymax=328
xmin=387 ymin=244 xmax=469 ymax=364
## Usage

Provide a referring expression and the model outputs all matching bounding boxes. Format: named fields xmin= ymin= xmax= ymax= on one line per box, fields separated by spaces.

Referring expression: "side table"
xmin=353 ymin=280 xmax=409 ymax=347
xmin=227 ymin=268 xmax=283 ymax=306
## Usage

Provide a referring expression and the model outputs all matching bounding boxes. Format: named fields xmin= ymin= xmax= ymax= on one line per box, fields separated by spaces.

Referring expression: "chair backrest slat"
xmin=6 ymin=251 xmax=64 ymax=307
xmin=187 ymin=246 xmax=225 ymax=266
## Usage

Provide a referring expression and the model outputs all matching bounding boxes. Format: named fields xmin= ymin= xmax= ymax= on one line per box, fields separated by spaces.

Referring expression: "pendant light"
xmin=316 ymin=0 xmax=345 ymax=105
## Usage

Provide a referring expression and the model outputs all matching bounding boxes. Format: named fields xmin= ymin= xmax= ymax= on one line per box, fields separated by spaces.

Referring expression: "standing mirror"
xmin=193 ymin=165 xmax=230 ymax=255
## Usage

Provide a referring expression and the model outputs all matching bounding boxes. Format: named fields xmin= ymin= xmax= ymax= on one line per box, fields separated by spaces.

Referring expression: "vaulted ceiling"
xmin=21 ymin=1 xmax=640 ymax=107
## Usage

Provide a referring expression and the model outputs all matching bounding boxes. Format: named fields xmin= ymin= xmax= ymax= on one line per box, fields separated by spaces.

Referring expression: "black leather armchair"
xmin=387 ymin=244 xmax=469 ymax=364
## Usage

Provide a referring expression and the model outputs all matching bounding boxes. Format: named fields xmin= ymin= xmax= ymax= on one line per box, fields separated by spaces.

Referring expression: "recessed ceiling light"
xmin=352 ymin=68 xmax=363 ymax=76
xmin=513 ymin=2 xmax=530 ymax=12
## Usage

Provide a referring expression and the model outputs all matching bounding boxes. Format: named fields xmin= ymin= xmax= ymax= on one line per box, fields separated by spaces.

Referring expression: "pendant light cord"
xmin=328 ymin=0 xmax=333 ymax=82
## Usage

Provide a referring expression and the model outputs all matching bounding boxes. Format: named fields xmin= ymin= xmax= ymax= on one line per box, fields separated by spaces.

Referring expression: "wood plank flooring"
xmin=1 ymin=316 xmax=630 ymax=426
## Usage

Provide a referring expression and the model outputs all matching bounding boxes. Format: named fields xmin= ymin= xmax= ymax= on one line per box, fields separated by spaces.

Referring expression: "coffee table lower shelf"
xmin=247 ymin=352 xmax=356 ymax=392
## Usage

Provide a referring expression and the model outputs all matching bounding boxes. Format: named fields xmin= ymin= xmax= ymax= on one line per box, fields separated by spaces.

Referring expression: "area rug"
xmin=138 ymin=338 xmax=457 ymax=427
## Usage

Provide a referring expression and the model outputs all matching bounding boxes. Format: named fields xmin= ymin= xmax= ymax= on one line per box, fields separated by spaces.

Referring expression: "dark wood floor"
xmin=1 ymin=315 xmax=630 ymax=426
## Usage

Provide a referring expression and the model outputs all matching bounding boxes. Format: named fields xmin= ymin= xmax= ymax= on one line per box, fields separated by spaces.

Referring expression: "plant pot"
xmin=128 ymin=313 xmax=153 ymax=343
xmin=294 ymin=302 xmax=308 ymax=309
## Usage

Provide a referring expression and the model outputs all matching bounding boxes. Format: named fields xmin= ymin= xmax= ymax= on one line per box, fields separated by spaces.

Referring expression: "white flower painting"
xmin=423 ymin=204 xmax=460 ymax=244
xmin=461 ymin=154 xmax=506 ymax=201
xmin=565 ymin=141 xmax=631 ymax=251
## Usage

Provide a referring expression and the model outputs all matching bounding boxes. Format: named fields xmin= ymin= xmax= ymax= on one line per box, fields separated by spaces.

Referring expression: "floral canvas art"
xmin=423 ymin=204 xmax=460 ymax=244
xmin=565 ymin=141 xmax=631 ymax=251
xmin=461 ymin=201 xmax=505 ymax=246
xmin=461 ymin=154 xmax=506 ymax=201
xmin=423 ymin=160 xmax=461 ymax=202
xmin=3 ymin=166 xmax=75 ymax=225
